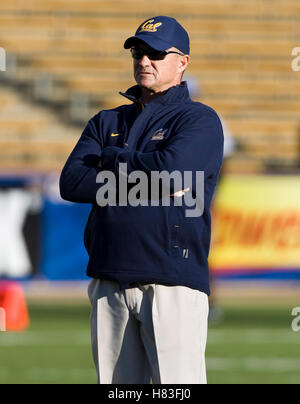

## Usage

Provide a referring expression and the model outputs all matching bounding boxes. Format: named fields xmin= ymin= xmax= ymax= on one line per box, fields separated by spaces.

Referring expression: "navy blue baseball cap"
xmin=124 ymin=16 xmax=190 ymax=55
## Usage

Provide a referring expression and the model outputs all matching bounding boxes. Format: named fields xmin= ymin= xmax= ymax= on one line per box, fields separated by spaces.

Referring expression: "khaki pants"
xmin=88 ymin=278 xmax=209 ymax=384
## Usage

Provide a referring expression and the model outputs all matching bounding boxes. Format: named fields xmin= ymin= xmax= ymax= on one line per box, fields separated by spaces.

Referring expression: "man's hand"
xmin=171 ymin=188 xmax=190 ymax=197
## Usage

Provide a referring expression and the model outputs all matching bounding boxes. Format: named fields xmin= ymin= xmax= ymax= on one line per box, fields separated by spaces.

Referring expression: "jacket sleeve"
xmin=59 ymin=117 xmax=103 ymax=203
xmin=100 ymin=110 xmax=224 ymax=193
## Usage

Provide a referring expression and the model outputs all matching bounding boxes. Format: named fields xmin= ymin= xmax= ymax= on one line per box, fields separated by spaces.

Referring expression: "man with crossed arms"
xmin=60 ymin=16 xmax=224 ymax=384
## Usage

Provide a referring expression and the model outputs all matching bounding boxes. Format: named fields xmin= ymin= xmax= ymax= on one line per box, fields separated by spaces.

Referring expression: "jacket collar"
xmin=119 ymin=81 xmax=191 ymax=107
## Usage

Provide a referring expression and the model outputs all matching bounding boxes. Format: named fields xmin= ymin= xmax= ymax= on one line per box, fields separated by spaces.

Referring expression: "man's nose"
xmin=138 ymin=54 xmax=151 ymax=66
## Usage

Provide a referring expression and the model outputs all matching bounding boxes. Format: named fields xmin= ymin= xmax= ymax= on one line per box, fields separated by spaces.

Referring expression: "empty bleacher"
xmin=0 ymin=0 xmax=299 ymax=172
xmin=0 ymin=87 xmax=78 ymax=170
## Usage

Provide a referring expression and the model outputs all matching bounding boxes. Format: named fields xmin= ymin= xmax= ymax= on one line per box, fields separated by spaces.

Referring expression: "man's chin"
xmin=136 ymin=77 xmax=155 ymax=89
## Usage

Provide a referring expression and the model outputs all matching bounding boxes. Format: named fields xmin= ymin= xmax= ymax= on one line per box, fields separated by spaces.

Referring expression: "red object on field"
xmin=0 ymin=281 xmax=29 ymax=331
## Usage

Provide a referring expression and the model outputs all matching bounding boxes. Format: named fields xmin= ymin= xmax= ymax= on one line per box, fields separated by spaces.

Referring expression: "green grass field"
xmin=0 ymin=298 xmax=299 ymax=384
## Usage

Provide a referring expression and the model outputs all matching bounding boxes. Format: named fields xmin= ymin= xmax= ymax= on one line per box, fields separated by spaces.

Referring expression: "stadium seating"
xmin=0 ymin=87 xmax=78 ymax=170
xmin=0 ymin=0 xmax=299 ymax=172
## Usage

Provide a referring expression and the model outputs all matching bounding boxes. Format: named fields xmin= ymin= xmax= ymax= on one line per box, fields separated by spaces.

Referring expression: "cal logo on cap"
xmin=139 ymin=19 xmax=162 ymax=33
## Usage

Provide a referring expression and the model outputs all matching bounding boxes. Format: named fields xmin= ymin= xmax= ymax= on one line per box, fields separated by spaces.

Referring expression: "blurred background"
xmin=0 ymin=0 xmax=300 ymax=384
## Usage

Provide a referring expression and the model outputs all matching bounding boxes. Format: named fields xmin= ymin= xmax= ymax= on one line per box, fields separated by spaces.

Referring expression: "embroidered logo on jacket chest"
xmin=151 ymin=128 xmax=168 ymax=140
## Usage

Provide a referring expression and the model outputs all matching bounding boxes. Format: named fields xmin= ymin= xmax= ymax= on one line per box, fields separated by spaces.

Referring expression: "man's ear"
xmin=178 ymin=55 xmax=190 ymax=74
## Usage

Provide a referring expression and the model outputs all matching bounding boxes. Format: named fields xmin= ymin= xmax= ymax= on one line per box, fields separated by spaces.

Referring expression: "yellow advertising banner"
xmin=209 ymin=175 xmax=300 ymax=274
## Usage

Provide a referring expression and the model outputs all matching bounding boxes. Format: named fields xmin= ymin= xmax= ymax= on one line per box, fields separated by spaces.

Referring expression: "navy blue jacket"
xmin=59 ymin=82 xmax=224 ymax=295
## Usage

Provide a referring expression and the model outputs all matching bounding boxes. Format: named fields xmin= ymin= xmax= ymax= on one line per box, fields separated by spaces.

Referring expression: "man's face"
xmin=132 ymin=43 xmax=188 ymax=93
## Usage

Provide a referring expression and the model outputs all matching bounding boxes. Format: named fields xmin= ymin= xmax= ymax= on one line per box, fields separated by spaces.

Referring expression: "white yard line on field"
xmin=0 ymin=367 xmax=96 ymax=382
xmin=0 ymin=330 xmax=90 ymax=346
xmin=207 ymin=357 xmax=300 ymax=373
xmin=208 ymin=329 xmax=300 ymax=344
xmin=0 ymin=328 xmax=299 ymax=346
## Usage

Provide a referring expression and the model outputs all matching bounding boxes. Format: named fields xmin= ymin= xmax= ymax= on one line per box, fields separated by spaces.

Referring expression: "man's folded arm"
xmin=101 ymin=114 xmax=224 ymax=195
xmin=59 ymin=119 xmax=103 ymax=203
